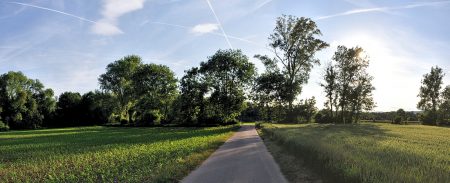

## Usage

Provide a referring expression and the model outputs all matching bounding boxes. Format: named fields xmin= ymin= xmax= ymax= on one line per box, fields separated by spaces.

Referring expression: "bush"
xmin=0 ymin=121 xmax=10 ymax=131
xmin=315 ymin=110 xmax=333 ymax=124
xmin=136 ymin=110 xmax=162 ymax=126
xmin=393 ymin=116 xmax=402 ymax=124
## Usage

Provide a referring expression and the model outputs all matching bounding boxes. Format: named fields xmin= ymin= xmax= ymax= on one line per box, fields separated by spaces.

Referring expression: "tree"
xmin=252 ymin=72 xmax=285 ymax=121
xmin=80 ymin=91 xmax=118 ymax=125
xmin=439 ymin=85 xmax=450 ymax=123
xmin=178 ymin=67 xmax=208 ymax=125
xmin=256 ymin=15 xmax=328 ymax=111
xmin=132 ymin=63 xmax=178 ymax=125
xmin=293 ymin=97 xmax=317 ymax=122
xmin=55 ymin=92 xmax=82 ymax=127
xmin=0 ymin=71 xmax=55 ymax=129
xmin=199 ymin=49 xmax=256 ymax=124
xmin=329 ymin=46 xmax=375 ymax=124
xmin=320 ymin=62 xmax=338 ymax=119
xmin=394 ymin=108 xmax=407 ymax=124
xmin=417 ymin=66 xmax=444 ymax=125
xmin=99 ymin=55 xmax=142 ymax=124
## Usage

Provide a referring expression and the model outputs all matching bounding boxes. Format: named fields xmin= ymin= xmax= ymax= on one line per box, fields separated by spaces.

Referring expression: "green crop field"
xmin=0 ymin=126 xmax=237 ymax=182
xmin=259 ymin=123 xmax=450 ymax=183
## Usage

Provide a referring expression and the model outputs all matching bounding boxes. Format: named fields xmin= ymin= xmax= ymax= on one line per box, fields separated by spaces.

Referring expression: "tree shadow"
xmin=0 ymin=126 xmax=237 ymax=165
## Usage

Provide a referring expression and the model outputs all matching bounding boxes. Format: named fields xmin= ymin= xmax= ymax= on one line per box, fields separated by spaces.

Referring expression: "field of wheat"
xmin=260 ymin=123 xmax=450 ymax=183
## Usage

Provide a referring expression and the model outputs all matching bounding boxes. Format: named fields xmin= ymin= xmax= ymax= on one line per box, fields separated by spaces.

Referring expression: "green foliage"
xmin=132 ymin=63 xmax=178 ymax=124
xmin=314 ymin=109 xmax=333 ymax=124
xmin=54 ymin=92 xmax=82 ymax=127
xmin=99 ymin=55 xmax=177 ymax=125
xmin=135 ymin=110 xmax=162 ymax=126
xmin=0 ymin=121 xmax=9 ymax=131
xmin=99 ymin=55 xmax=143 ymax=123
xmin=256 ymin=15 xmax=328 ymax=110
xmin=0 ymin=126 xmax=237 ymax=182
xmin=0 ymin=71 xmax=55 ymax=130
xmin=417 ymin=66 xmax=444 ymax=125
xmin=178 ymin=49 xmax=256 ymax=125
xmin=439 ymin=85 xmax=450 ymax=124
xmin=326 ymin=45 xmax=375 ymax=124
xmin=260 ymin=123 xmax=450 ymax=183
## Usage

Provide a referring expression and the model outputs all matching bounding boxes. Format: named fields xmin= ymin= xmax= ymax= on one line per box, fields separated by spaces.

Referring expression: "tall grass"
xmin=260 ymin=123 xmax=450 ymax=183
xmin=0 ymin=126 xmax=237 ymax=182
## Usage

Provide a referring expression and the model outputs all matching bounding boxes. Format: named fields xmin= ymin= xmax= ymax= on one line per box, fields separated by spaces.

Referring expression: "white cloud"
xmin=91 ymin=0 xmax=146 ymax=36
xmin=191 ymin=23 xmax=219 ymax=34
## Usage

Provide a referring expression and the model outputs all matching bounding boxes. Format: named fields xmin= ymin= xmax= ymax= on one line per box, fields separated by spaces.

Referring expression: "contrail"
xmin=8 ymin=2 xmax=97 ymax=24
xmin=143 ymin=21 xmax=269 ymax=50
xmin=206 ymin=0 xmax=233 ymax=49
xmin=315 ymin=0 xmax=450 ymax=20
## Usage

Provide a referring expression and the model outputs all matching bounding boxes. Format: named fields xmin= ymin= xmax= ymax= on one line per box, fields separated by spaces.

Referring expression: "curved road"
xmin=181 ymin=125 xmax=287 ymax=183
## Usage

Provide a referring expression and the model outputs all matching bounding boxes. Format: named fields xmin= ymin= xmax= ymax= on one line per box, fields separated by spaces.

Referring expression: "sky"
xmin=1 ymin=0 xmax=450 ymax=112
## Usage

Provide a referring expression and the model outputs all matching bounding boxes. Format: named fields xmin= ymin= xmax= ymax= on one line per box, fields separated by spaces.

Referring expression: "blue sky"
xmin=1 ymin=0 xmax=450 ymax=111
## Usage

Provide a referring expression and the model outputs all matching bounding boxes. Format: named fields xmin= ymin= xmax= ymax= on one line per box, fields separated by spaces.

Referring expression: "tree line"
xmin=0 ymin=15 xmax=448 ymax=131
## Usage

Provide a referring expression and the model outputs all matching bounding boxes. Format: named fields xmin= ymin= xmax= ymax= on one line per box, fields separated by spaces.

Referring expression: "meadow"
xmin=0 ymin=125 xmax=237 ymax=182
xmin=259 ymin=123 xmax=450 ymax=183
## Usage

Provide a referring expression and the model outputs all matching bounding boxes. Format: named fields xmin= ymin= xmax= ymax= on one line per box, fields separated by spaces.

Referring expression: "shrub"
xmin=136 ymin=110 xmax=162 ymax=126
xmin=393 ymin=116 xmax=402 ymax=124
xmin=0 ymin=121 xmax=10 ymax=131
xmin=315 ymin=110 xmax=333 ymax=123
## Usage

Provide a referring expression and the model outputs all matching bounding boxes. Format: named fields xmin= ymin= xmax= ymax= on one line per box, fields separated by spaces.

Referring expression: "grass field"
xmin=259 ymin=123 xmax=450 ymax=183
xmin=0 ymin=125 xmax=237 ymax=182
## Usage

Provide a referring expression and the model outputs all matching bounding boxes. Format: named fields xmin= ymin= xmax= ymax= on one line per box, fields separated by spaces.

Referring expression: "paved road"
xmin=181 ymin=125 xmax=288 ymax=183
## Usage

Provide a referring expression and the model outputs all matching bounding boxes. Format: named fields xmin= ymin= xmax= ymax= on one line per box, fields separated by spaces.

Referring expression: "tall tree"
xmin=440 ymin=86 xmax=450 ymax=123
xmin=331 ymin=46 xmax=375 ymax=124
xmin=178 ymin=67 xmax=208 ymax=125
xmin=99 ymin=55 xmax=142 ymax=123
xmin=417 ymin=66 xmax=444 ymax=125
xmin=0 ymin=71 xmax=55 ymax=129
xmin=55 ymin=92 xmax=82 ymax=127
xmin=199 ymin=49 xmax=256 ymax=124
xmin=256 ymin=15 xmax=328 ymax=110
xmin=132 ymin=63 xmax=178 ymax=124
xmin=320 ymin=62 xmax=338 ymax=119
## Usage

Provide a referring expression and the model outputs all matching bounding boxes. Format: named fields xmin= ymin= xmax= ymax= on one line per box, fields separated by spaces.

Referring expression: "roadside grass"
xmin=259 ymin=122 xmax=450 ymax=183
xmin=0 ymin=125 xmax=238 ymax=182
xmin=257 ymin=127 xmax=322 ymax=183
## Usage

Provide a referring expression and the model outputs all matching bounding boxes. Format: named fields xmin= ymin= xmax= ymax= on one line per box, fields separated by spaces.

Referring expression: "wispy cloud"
xmin=92 ymin=0 xmax=146 ymax=36
xmin=8 ymin=2 xmax=96 ymax=23
xmin=205 ymin=0 xmax=233 ymax=49
xmin=315 ymin=1 xmax=450 ymax=20
xmin=141 ymin=21 xmax=268 ymax=49
xmin=254 ymin=0 xmax=273 ymax=10
xmin=191 ymin=23 xmax=219 ymax=34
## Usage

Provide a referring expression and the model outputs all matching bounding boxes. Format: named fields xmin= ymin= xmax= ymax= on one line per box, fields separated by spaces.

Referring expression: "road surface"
xmin=181 ymin=125 xmax=288 ymax=183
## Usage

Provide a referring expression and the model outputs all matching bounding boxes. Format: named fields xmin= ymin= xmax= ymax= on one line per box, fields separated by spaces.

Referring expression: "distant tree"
xmin=99 ymin=55 xmax=142 ymax=124
xmin=199 ymin=49 xmax=256 ymax=124
xmin=80 ymin=91 xmax=118 ymax=125
xmin=439 ymin=85 xmax=450 ymax=123
xmin=255 ymin=15 xmax=328 ymax=114
xmin=132 ymin=63 xmax=178 ymax=125
xmin=393 ymin=108 xmax=407 ymax=124
xmin=55 ymin=92 xmax=82 ymax=127
xmin=0 ymin=71 xmax=55 ymax=129
xmin=332 ymin=46 xmax=375 ymax=123
xmin=293 ymin=97 xmax=317 ymax=123
xmin=252 ymin=72 xmax=285 ymax=121
xmin=417 ymin=66 xmax=444 ymax=125
xmin=178 ymin=67 xmax=208 ymax=125
xmin=320 ymin=62 xmax=338 ymax=119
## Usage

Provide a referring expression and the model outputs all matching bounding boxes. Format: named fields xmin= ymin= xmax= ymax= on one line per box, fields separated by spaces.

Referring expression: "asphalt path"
xmin=181 ymin=125 xmax=288 ymax=183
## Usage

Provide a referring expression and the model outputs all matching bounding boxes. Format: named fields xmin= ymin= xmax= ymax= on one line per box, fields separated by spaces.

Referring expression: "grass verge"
xmin=0 ymin=125 xmax=238 ymax=182
xmin=258 ymin=122 xmax=450 ymax=183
